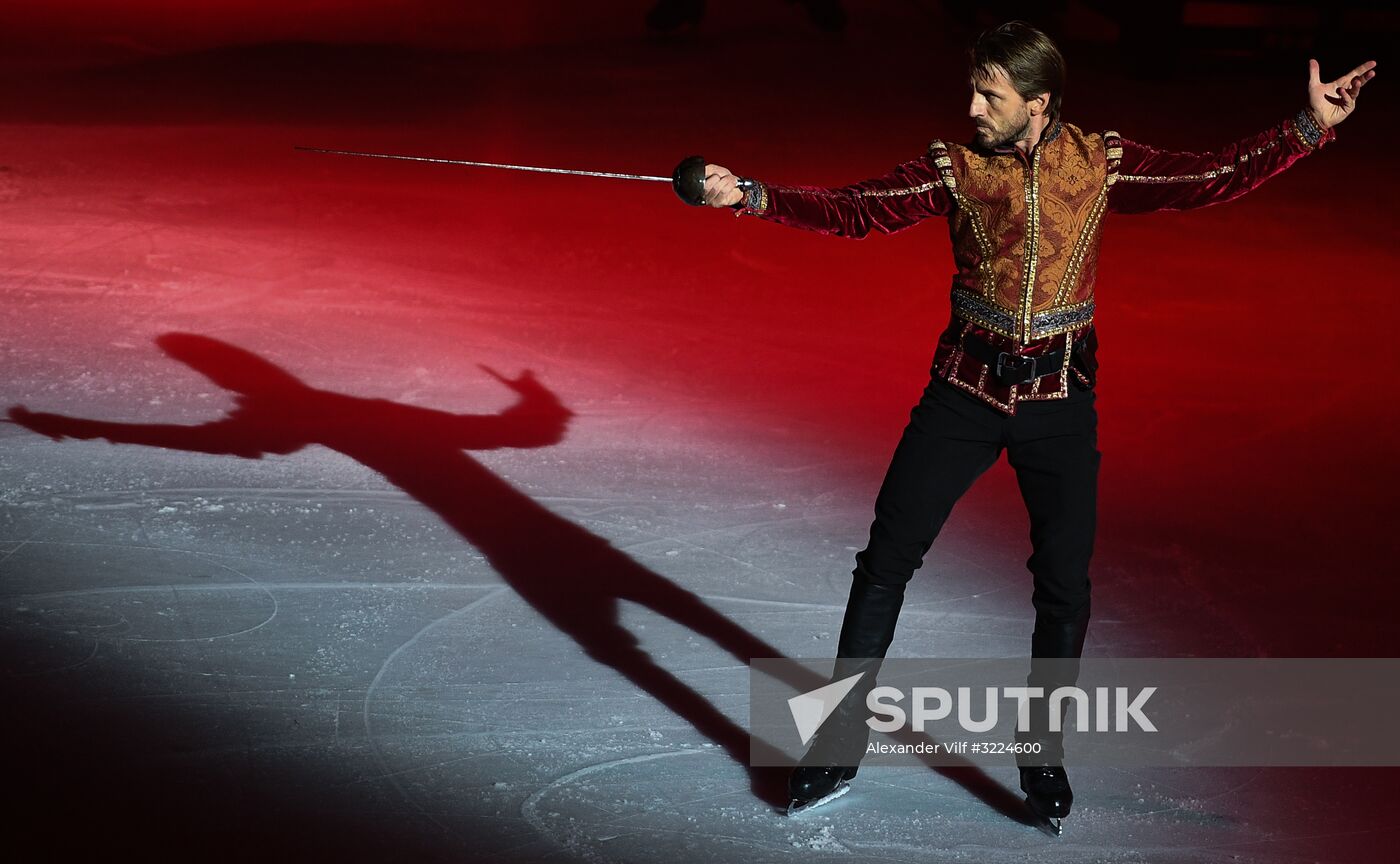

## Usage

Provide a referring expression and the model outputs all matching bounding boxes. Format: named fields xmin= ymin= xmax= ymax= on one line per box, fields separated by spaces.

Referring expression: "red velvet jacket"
xmin=738 ymin=111 xmax=1334 ymax=414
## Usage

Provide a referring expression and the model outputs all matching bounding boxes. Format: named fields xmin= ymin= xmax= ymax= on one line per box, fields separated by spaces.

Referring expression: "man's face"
xmin=968 ymin=65 xmax=1032 ymax=149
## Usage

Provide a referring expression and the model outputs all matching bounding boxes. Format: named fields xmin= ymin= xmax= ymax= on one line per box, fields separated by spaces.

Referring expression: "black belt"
xmin=961 ymin=332 xmax=1082 ymax=386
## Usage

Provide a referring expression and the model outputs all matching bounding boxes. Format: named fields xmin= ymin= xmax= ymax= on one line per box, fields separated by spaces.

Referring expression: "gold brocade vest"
xmin=929 ymin=121 xmax=1113 ymax=344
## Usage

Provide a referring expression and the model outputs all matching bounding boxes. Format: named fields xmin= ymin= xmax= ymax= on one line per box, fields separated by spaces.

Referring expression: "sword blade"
xmin=294 ymin=146 xmax=671 ymax=183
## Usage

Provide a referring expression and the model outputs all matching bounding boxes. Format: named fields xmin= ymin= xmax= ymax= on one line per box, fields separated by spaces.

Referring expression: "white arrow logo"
xmin=788 ymin=672 xmax=866 ymax=745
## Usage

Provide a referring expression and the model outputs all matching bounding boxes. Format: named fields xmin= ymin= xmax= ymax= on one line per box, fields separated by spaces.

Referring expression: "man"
xmin=700 ymin=21 xmax=1375 ymax=830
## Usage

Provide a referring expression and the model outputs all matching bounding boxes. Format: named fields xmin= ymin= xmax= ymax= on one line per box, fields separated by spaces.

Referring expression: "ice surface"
xmin=3 ymin=4 xmax=1397 ymax=861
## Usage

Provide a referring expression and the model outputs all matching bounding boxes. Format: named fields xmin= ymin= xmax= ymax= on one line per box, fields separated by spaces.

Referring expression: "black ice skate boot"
xmin=1020 ymin=765 xmax=1073 ymax=835
xmin=787 ymin=578 xmax=904 ymax=815
xmin=787 ymin=688 xmax=872 ymax=814
xmin=1016 ymin=605 xmax=1090 ymax=836
xmin=786 ymin=736 xmax=862 ymax=814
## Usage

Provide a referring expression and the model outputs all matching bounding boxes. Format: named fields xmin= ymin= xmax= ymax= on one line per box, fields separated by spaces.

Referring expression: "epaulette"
xmin=927 ymin=140 xmax=958 ymax=195
xmin=1103 ymin=131 xmax=1122 ymax=186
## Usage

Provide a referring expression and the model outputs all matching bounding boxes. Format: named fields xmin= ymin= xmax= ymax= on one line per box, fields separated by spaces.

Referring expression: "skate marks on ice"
xmin=6 ymin=335 xmax=801 ymax=797
xmin=6 ymin=332 xmax=793 ymax=802
xmin=0 ymin=537 xmax=283 ymax=684
xmin=0 ymin=539 xmax=279 ymax=647
xmin=5 ymin=335 xmax=1054 ymax=825
xmin=496 ymin=751 xmax=1325 ymax=864
xmin=0 ymin=544 xmax=1352 ymax=857
xmin=4 ymin=337 xmax=1379 ymax=860
xmin=359 ymin=583 xmax=515 ymax=844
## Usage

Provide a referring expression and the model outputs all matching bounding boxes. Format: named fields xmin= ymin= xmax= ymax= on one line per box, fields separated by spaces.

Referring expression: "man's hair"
xmin=970 ymin=21 xmax=1066 ymax=118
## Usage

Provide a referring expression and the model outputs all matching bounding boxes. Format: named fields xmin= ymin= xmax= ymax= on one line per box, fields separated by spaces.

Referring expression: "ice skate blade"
xmin=786 ymin=781 xmax=850 ymax=816
xmin=1025 ymin=800 xmax=1063 ymax=837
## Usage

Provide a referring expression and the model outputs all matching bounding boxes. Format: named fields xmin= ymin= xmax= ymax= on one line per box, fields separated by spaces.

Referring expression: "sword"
xmin=294 ymin=146 xmax=751 ymax=206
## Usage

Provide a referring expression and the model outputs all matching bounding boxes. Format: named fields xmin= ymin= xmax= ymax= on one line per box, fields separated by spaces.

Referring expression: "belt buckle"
xmin=995 ymin=351 xmax=1033 ymax=384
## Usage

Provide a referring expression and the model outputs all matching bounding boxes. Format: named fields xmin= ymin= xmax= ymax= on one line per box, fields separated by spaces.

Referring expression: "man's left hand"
xmin=1308 ymin=59 xmax=1377 ymax=129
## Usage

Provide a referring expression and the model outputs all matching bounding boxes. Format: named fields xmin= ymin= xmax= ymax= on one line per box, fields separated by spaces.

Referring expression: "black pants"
xmin=840 ymin=370 xmax=1100 ymax=765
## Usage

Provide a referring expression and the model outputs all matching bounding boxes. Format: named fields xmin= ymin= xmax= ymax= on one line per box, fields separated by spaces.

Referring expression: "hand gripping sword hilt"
xmin=672 ymin=155 xmax=753 ymax=207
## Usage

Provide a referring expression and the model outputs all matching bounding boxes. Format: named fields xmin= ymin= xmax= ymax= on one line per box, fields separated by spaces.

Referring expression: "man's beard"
xmin=975 ymin=109 xmax=1032 ymax=149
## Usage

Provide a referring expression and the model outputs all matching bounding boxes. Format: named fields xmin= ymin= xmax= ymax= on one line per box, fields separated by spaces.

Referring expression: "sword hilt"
xmin=672 ymin=155 xmax=754 ymax=207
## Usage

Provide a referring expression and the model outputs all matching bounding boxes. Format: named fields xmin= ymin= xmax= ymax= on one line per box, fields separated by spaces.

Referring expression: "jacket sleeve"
xmin=1107 ymin=109 xmax=1334 ymax=215
xmin=736 ymin=148 xmax=954 ymax=238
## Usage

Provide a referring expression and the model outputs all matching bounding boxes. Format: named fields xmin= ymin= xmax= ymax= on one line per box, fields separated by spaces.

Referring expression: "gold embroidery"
xmin=951 ymin=289 xmax=1015 ymax=337
xmin=1105 ymin=130 xmax=1123 ymax=188
xmin=934 ymin=125 xmax=1108 ymax=408
xmin=1116 ymin=137 xmax=1280 ymax=183
xmin=1052 ymin=185 xmax=1109 ymax=306
xmin=1289 ymin=121 xmax=1322 ymax=152
xmin=930 ymin=141 xmax=958 ymax=193
xmin=952 ymin=367 xmax=1015 ymax=412
xmin=1018 ymin=333 xmax=1073 ymax=401
xmin=1289 ymin=111 xmax=1326 ymax=150
xmin=1017 ymin=147 xmax=1044 ymax=342
xmin=1035 ymin=138 xmax=1103 ymax=307
xmin=1055 ymin=159 xmax=1093 ymax=196
xmin=930 ymin=127 xmax=1116 ymax=413
xmin=956 ymin=195 xmax=997 ymax=298
xmin=858 ymin=181 xmax=941 ymax=198
xmin=1028 ymin=296 xmax=1094 ymax=339
xmin=946 ymin=299 xmax=1086 ymax=340
xmin=854 ymin=141 xmax=956 ymax=199
xmin=942 ymin=321 xmax=971 ymax=377
xmin=735 ymin=181 xmax=770 ymax=216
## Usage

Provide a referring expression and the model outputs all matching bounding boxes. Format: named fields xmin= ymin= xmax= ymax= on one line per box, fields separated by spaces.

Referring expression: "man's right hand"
xmin=702 ymin=164 xmax=745 ymax=207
